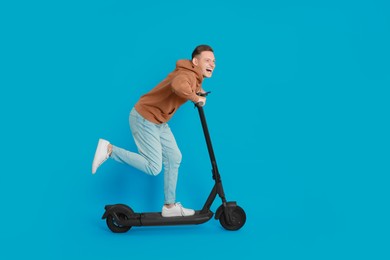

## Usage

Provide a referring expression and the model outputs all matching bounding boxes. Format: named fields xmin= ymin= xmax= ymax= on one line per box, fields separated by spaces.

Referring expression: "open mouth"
xmin=206 ymin=68 xmax=213 ymax=73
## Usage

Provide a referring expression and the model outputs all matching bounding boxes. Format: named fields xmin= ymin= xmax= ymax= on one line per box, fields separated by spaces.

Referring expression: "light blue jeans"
xmin=110 ymin=108 xmax=182 ymax=204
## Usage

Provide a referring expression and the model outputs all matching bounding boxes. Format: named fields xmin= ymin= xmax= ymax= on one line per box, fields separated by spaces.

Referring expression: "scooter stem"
xmin=196 ymin=105 xmax=220 ymax=182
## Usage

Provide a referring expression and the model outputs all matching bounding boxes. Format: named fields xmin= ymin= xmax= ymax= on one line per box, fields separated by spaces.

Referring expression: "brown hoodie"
xmin=134 ymin=60 xmax=204 ymax=124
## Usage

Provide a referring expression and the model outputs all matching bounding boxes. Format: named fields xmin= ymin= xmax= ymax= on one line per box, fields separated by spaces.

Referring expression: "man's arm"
xmin=171 ymin=75 xmax=201 ymax=103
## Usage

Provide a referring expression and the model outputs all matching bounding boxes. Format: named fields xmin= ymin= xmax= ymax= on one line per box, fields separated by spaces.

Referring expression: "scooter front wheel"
xmin=219 ymin=206 xmax=246 ymax=231
xmin=106 ymin=213 xmax=132 ymax=233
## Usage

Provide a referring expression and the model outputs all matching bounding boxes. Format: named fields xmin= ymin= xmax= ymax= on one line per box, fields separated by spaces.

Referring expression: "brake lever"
xmin=196 ymin=91 xmax=211 ymax=97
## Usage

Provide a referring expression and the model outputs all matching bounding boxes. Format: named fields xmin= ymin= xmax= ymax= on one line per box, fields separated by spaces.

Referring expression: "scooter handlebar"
xmin=195 ymin=91 xmax=211 ymax=107
xmin=197 ymin=91 xmax=211 ymax=97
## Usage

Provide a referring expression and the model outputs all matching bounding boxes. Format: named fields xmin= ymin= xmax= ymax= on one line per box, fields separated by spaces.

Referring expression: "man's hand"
xmin=197 ymin=96 xmax=206 ymax=107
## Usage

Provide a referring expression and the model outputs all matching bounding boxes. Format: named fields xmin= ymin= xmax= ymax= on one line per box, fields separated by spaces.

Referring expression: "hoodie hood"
xmin=175 ymin=59 xmax=204 ymax=85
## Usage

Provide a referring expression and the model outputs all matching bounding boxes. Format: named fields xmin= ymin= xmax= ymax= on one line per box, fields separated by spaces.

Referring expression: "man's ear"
xmin=192 ymin=57 xmax=199 ymax=66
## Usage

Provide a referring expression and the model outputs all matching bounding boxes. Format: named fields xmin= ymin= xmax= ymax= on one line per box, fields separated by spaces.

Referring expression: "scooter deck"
xmin=137 ymin=210 xmax=214 ymax=226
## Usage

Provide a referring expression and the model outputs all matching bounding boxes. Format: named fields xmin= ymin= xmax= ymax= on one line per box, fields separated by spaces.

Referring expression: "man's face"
xmin=192 ymin=51 xmax=216 ymax=78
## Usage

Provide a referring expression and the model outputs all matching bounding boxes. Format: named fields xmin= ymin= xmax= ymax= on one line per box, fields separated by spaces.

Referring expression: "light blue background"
xmin=1 ymin=0 xmax=389 ymax=259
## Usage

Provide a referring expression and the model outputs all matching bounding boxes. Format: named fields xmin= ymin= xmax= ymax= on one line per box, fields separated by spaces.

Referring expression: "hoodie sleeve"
xmin=171 ymin=74 xmax=200 ymax=102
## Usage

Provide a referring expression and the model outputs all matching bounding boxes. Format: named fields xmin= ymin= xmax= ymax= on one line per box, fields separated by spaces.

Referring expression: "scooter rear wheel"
xmin=219 ymin=206 xmax=246 ymax=231
xmin=106 ymin=213 xmax=132 ymax=233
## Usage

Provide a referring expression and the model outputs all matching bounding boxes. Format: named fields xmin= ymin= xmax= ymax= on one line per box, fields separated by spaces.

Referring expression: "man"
xmin=92 ymin=45 xmax=216 ymax=217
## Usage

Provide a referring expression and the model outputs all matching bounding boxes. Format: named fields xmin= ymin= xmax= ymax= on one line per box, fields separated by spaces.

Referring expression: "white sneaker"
xmin=92 ymin=139 xmax=110 ymax=174
xmin=161 ymin=202 xmax=195 ymax=217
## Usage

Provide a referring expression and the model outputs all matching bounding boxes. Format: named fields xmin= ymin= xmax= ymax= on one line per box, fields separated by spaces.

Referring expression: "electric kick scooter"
xmin=102 ymin=92 xmax=246 ymax=232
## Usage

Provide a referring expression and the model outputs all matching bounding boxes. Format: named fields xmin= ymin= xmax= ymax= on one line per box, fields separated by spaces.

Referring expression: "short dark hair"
xmin=191 ymin=45 xmax=214 ymax=59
